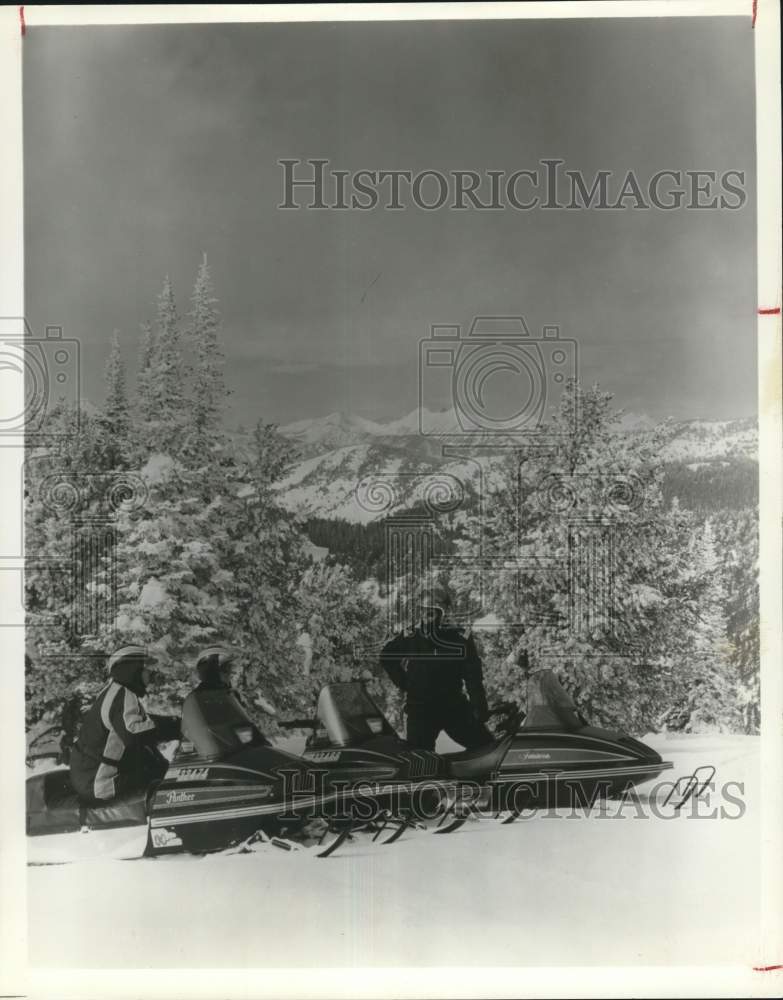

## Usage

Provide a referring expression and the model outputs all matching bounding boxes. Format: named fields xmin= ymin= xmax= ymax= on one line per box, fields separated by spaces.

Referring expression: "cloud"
xmin=229 ymin=344 xmax=409 ymax=373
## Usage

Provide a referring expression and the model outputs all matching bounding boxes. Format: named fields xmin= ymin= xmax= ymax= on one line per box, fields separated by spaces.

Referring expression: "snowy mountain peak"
xmin=616 ymin=411 xmax=657 ymax=432
xmin=278 ymin=411 xmax=387 ymax=453
xmin=383 ymin=407 xmax=460 ymax=436
xmin=278 ymin=407 xmax=461 ymax=454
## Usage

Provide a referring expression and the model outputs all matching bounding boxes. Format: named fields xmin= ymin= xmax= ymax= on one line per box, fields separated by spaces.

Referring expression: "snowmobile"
xmin=26 ymin=686 xmax=459 ymax=864
xmin=285 ymin=681 xmax=674 ymax=818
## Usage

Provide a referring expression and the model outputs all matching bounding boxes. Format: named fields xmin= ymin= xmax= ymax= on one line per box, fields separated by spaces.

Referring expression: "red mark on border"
xmin=752 ymin=0 xmax=758 ymax=27
xmin=19 ymin=6 xmax=25 ymax=36
xmin=758 ymin=307 xmax=781 ymax=315
xmin=753 ymin=965 xmax=783 ymax=972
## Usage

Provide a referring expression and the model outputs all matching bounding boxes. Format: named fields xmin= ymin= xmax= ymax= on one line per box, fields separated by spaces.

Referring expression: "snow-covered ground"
xmin=27 ymin=735 xmax=760 ymax=969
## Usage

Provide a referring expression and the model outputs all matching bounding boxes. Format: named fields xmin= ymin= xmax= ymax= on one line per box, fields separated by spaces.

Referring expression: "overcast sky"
xmin=24 ymin=17 xmax=756 ymax=427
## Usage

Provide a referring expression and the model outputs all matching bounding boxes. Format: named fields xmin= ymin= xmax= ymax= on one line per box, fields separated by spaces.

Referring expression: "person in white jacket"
xmin=70 ymin=645 xmax=171 ymax=802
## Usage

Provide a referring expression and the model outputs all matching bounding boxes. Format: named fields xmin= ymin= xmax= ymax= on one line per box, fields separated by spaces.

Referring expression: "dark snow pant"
xmin=405 ymin=697 xmax=492 ymax=751
xmin=70 ymin=744 xmax=167 ymax=804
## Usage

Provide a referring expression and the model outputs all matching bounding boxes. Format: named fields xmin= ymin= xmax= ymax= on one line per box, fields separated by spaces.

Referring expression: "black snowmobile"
xmin=26 ymin=686 xmax=457 ymax=864
xmin=286 ymin=681 xmax=674 ymax=818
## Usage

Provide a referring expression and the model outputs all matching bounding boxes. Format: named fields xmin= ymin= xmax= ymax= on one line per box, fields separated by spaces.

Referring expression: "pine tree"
xmin=453 ymin=380 xmax=733 ymax=734
xmin=298 ymin=561 xmax=382 ymax=685
xmin=682 ymin=519 xmax=740 ymax=732
xmin=24 ymin=402 xmax=122 ymax=722
xmin=26 ymin=267 xmax=335 ymax=728
xmin=136 ymin=321 xmax=156 ymax=411
xmin=147 ymin=275 xmax=187 ymax=454
xmin=188 ymin=253 xmax=225 ymax=448
xmin=714 ymin=509 xmax=759 ymax=732
xmin=102 ymin=414 xmax=309 ymax=719
xmin=101 ymin=330 xmax=130 ymax=465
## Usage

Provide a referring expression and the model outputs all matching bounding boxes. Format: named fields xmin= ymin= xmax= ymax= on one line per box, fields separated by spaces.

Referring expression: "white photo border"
xmin=1 ymin=2 xmax=780 ymax=997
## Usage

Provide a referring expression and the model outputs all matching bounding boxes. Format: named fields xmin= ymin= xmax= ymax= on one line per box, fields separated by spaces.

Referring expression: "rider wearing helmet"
xmin=193 ymin=645 xmax=249 ymax=709
xmin=379 ymin=582 xmax=492 ymax=752
xmin=69 ymin=645 xmax=169 ymax=803
xmin=193 ymin=646 xmax=280 ymax=719
xmin=194 ymin=645 xmax=240 ymax=693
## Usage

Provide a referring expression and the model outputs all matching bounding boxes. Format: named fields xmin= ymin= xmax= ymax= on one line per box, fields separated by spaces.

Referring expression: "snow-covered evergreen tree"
xmin=145 ymin=275 xmax=187 ymax=455
xmin=227 ymin=422 xmax=311 ymax=718
xmin=657 ymin=519 xmax=741 ymax=732
xmin=136 ymin=320 xmax=156 ymax=409
xmin=451 ymin=381 xmax=742 ymax=734
xmin=188 ymin=253 xmax=226 ymax=450
xmin=95 ymin=420 xmax=308 ymax=720
xmin=100 ymin=330 xmax=130 ymax=466
xmin=24 ymin=402 xmax=122 ymax=721
xmin=297 ymin=561 xmax=383 ymax=686
xmin=713 ymin=509 xmax=760 ymax=732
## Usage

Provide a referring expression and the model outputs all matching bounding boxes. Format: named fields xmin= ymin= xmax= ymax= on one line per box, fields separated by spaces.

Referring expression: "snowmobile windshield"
xmin=316 ymin=683 xmax=395 ymax=747
xmin=181 ymin=689 xmax=270 ymax=759
xmin=522 ymin=669 xmax=582 ymax=730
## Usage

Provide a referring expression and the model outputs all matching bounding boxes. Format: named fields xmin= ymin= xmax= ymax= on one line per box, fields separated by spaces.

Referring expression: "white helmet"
xmin=107 ymin=644 xmax=158 ymax=672
xmin=196 ymin=645 xmax=238 ymax=681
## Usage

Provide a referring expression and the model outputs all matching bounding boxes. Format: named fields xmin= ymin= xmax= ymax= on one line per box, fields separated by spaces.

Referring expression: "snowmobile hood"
xmin=110 ymin=657 xmax=148 ymax=696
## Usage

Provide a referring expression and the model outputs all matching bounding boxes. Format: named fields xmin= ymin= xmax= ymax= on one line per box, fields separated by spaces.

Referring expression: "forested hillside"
xmin=24 ymin=264 xmax=760 ymax=737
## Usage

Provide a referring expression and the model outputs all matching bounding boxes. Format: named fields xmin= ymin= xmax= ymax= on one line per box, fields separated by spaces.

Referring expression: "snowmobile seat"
xmin=43 ymin=768 xmax=80 ymax=808
xmin=446 ymin=735 xmax=513 ymax=781
xmin=26 ymin=770 xmax=149 ymax=835
xmin=84 ymin=789 xmax=148 ymax=829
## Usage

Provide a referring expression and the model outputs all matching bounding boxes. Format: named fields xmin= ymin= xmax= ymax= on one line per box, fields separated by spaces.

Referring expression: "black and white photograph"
xmin=1 ymin=3 xmax=781 ymax=998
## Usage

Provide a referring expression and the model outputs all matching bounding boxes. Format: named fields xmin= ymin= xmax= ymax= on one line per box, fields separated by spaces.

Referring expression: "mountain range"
xmin=272 ymin=408 xmax=758 ymax=523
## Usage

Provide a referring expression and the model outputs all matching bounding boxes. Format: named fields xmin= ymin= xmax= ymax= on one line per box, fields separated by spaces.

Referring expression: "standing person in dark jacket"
xmin=70 ymin=645 xmax=169 ymax=803
xmin=379 ymin=584 xmax=492 ymax=751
